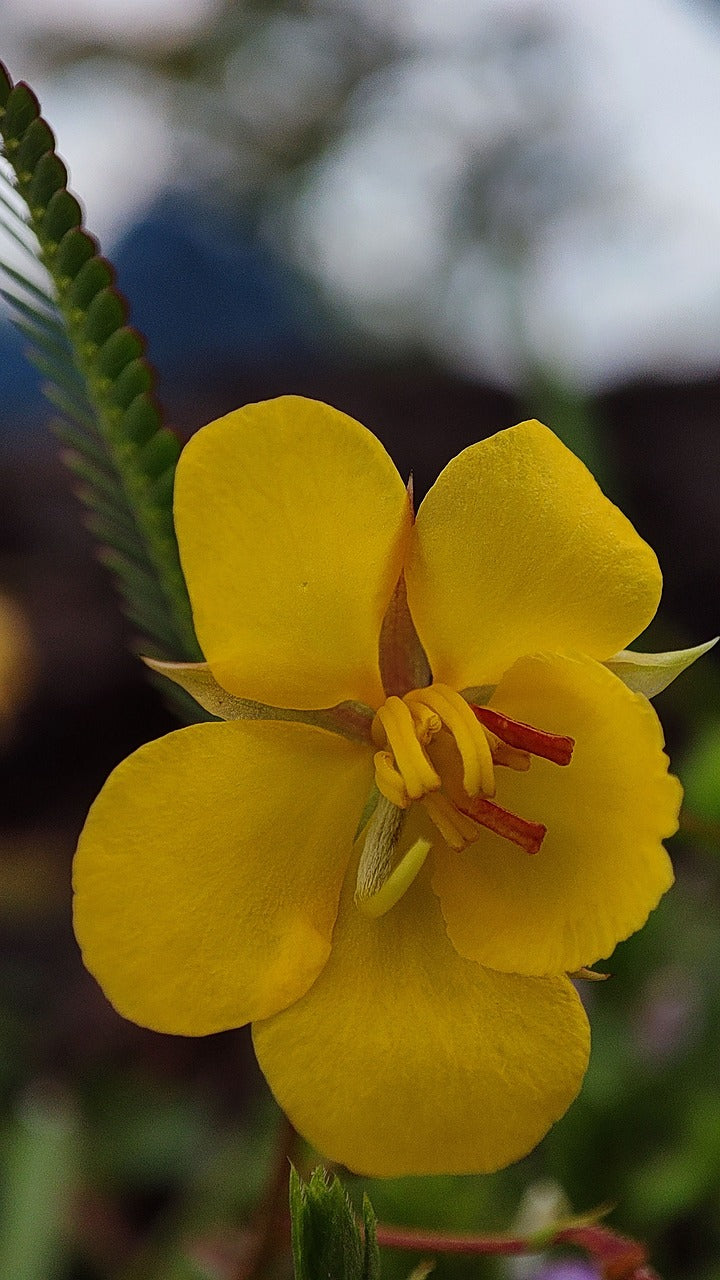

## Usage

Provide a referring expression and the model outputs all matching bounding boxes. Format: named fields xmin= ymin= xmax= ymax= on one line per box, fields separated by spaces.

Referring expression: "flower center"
xmin=356 ymin=682 xmax=574 ymax=917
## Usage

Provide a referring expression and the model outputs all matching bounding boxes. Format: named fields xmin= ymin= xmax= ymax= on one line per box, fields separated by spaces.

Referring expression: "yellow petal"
xmin=404 ymin=420 xmax=662 ymax=689
xmin=432 ymin=653 xmax=680 ymax=977
xmin=73 ymin=721 xmax=373 ymax=1034
xmin=253 ymin=835 xmax=590 ymax=1177
xmin=174 ymin=397 xmax=411 ymax=710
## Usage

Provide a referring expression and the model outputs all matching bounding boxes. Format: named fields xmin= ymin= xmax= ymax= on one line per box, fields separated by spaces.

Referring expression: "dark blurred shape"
xmin=112 ymin=192 xmax=326 ymax=404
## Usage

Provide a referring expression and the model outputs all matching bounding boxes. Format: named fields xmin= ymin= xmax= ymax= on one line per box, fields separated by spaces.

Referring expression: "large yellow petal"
xmin=174 ymin=397 xmax=411 ymax=710
xmin=253 ymin=841 xmax=590 ymax=1177
xmin=432 ymin=653 xmax=680 ymax=977
xmin=73 ymin=720 xmax=373 ymax=1034
xmin=404 ymin=420 xmax=662 ymax=689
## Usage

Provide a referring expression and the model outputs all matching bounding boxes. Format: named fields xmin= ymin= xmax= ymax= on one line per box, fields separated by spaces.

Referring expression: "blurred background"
xmin=1 ymin=1 xmax=720 ymax=1277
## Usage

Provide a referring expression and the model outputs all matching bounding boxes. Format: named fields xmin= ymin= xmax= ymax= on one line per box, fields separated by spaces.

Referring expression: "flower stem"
xmin=228 ymin=1113 xmax=298 ymax=1280
xmin=375 ymin=1216 xmax=657 ymax=1279
xmin=375 ymin=1224 xmax=529 ymax=1255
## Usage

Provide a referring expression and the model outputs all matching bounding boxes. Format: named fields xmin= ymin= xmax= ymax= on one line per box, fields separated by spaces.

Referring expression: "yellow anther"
xmin=357 ymin=837 xmax=432 ymax=918
xmin=371 ymin=696 xmax=441 ymax=801
xmin=405 ymin=684 xmax=495 ymax=798
xmin=407 ymin=701 xmax=442 ymax=745
xmin=423 ymin=792 xmax=481 ymax=852
xmin=373 ymin=750 xmax=410 ymax=809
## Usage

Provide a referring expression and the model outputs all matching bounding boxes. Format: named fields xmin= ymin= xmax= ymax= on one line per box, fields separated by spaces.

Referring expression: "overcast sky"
xmin=3 ymin=0 xmax=720 ymax=389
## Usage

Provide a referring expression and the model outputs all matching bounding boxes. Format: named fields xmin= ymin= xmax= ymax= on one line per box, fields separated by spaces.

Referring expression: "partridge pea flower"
xmin=74 ymin=397 xmax=692 ymax=1178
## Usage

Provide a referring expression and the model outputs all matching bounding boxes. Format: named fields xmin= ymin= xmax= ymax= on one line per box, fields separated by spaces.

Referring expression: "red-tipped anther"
xmin=458 ymin=796 xmax=546 ymax=855
xmin=471 ymin=705 xmax=575 ymax=766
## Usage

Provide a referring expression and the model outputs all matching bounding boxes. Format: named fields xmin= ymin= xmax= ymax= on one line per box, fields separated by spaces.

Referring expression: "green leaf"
xmin=2 ymin=84 xmax=38 ymax=143
xmin=27 ymin=151 xmax=67 ymax=209
xmin=53 ymin=226 xmax=95 ymax=279
xmin=42 ymin=187 xmax=82 ymax=242
xmin=69 ymin=255 xmax=114 ymax=309
xmin=97 ymin=325 xmax=145 ymax=378
xmin=111 ymin=356 xmax=153 ymax=408
xmin=123 ymin=393 xmax=162 ymax=445
xmin=361 ymin=1196 xmax=381 ymax=1280
xmin=83 ymin=286 xmax=126 ymax=344
xmin=0 ymin=57 xmax=205 ymax=709
xmin=290 ymin=1167 xmax=381 ymax=1280
xmin=0 ymin=62 xmax=11 ymax=107
xmin=14 ymin=117 xmax=54 ymax=175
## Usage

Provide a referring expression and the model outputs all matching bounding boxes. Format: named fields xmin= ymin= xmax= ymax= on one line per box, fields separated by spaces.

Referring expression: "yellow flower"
xmin=73 ymin=397 xmax=687 ymax=1178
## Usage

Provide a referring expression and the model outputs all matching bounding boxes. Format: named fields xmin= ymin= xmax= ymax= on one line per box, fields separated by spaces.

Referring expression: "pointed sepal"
xmin=605 ymin=638 xmax=717 ymax=698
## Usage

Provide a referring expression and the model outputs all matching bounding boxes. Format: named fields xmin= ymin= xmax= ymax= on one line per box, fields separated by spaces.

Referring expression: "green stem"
xmin=227 ymin=1114 xmax=297 ymax=1280
xmin=375 ymin=1216 xmax=656 ymax=1278
xmin=375 ymin=1224 xmax=528 ymax=1255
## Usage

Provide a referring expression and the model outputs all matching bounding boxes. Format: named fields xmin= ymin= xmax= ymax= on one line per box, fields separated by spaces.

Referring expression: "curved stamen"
xmin=372 ymin=697 xmax=441 ymax=800
xmin=406 ymin=701 xmax=442 ymax=745
xmin=423 ymin=792 xmax=481 ymax=852
xmin=374 ymin=749 xmax=410 ymax=808
xmin=458 ymin=795 xmax=546 ymax=855
xmin=405 ymin=684 xmax=495 ymax=797
xmin=471 ymin=705 xmax=574 ymax=767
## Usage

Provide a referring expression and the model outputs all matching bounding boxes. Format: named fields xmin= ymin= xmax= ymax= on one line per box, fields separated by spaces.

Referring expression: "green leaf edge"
xmin=290 ymin=1166 xmax=380 ymax=1280
xmin=0 ymin=60 xmax=204 ymax=717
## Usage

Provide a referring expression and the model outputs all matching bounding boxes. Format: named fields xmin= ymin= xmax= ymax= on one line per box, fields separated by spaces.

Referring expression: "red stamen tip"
xmin=458 ymin=796 xmax=546 ymax=855
xmin=471 ymin=705 xmax=575 ymax=766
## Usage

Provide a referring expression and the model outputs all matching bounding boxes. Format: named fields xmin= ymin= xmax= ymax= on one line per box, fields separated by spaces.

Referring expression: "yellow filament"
xmin=358 ymin=837 xmax=432 ymax=918
xmin=371 ymin=697 xmax=441 ymax=800
xmin=405 ymin=684 xmax=495 ymax=797
xmin=373 ymin=750 xmax=410 ymax=809
xmin=423 ymin=792 xmax=481 ymax=852
xmin=488 ymin=736 xmax=531 ymax=771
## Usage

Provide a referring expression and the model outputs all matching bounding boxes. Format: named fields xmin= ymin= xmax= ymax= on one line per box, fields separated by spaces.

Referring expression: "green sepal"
xmin=290 ymin=1166 xmax=380 ymax=1280
xmin=605 ymin=639 xmax=717 ymax=698
xmin=379 ymin=570 xmax=431 ymax=697
xmin=143 ymin=657 xmax=374 ymax=742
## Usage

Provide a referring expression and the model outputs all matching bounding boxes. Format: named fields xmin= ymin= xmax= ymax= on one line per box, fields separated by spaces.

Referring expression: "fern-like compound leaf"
xmin=0 ymin=61 xmax=206 ymax=719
